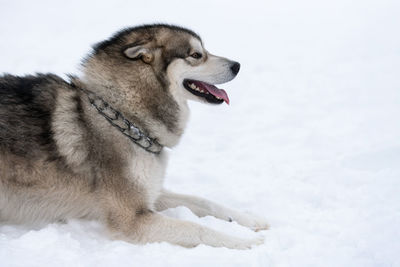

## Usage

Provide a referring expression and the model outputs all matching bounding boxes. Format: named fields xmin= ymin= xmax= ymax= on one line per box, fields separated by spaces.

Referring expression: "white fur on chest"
xmin=128 ymin=147 xmax=169 ymax=208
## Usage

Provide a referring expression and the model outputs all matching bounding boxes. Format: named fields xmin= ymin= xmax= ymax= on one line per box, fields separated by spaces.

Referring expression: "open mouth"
xmin=183 ymin=79 xmax=230 ymax=104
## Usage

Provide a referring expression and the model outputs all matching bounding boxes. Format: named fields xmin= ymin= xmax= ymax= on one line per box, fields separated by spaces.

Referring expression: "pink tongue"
xmin=194 ymin=81 xmax=230 ymax=104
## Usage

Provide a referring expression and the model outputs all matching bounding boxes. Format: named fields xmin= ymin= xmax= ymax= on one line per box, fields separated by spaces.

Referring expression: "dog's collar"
xmin=70 ymin=80 xmax=163 ymax=155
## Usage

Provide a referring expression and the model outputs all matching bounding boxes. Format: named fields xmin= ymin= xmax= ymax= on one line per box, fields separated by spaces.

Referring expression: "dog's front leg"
xmin=101 ymin=190 xmax=263 ymax=249
xmin=155 ymin=189 xmax=269 ymax=231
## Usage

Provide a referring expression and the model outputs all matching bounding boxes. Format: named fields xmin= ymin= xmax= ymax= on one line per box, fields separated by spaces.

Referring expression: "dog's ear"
xmin=123 ymin=45 xmax=153 ymax=63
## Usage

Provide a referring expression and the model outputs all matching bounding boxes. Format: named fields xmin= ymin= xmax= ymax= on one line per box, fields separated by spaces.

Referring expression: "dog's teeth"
xmin=188 ymin=83 xmax=207 ymax=94
xmin=190 ymin=84 xmax=199 ymax=91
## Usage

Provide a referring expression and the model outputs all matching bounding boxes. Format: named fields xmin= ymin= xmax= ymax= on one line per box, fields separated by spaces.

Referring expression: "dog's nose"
xmin=230 ymin=62 xmax=240 ymax=75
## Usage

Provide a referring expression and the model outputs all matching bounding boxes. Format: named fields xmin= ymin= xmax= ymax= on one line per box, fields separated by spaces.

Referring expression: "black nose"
xmin=230 ymin=62 xmax=240 ymax=75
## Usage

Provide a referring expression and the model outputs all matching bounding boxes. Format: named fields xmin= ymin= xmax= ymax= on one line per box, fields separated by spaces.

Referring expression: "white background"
xmin=0 ymin=0 xmax=399 ymax=266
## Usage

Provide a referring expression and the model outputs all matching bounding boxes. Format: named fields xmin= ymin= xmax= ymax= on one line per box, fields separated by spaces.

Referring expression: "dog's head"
xmin=84 ymin=24 xmax=239 ymax=107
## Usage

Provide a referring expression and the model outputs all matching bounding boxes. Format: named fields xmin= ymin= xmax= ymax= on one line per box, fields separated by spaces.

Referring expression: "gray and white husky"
xmin=0 ymin=24 xmax=268 ymax=249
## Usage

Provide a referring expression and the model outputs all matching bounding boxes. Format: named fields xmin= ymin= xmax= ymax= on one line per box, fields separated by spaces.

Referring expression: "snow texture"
xmin=1 ymin=0 xmax=399 ymax=266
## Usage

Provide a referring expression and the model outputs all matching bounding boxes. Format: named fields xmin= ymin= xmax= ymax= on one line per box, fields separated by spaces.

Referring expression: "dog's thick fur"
xmin=0 ymin=24 xmax=268 ymax=249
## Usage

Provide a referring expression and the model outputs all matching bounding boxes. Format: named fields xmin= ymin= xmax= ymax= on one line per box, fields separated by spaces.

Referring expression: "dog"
xmin=0 ymin=24 xmax=268 ymax=249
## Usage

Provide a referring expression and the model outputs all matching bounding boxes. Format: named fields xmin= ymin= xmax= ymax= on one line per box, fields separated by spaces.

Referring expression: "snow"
xmin=1 ymin=0 xmax=400 ymax=266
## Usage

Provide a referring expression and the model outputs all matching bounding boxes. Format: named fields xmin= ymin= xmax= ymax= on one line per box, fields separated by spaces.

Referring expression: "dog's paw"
xmin=229 ymin=212 xmax=270 ymax=232
xmin=227 ymin=236 xmax=265 ymax=250
xmin=250 ymin=216 xmax=270 ymax=232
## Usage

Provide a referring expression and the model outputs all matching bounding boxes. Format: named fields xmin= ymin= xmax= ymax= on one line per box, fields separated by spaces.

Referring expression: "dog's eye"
xmin=190 ymin=52 xmax=202 ymax=59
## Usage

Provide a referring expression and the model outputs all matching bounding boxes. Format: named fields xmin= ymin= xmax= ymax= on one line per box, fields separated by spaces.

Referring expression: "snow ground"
xmin=1 ymin=0 xmax=399 ymax=266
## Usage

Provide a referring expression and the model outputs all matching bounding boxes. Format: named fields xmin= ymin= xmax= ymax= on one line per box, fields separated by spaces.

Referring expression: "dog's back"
xmin=0 ymin=74 xmax=97 ymax=225
xmin=0 ymin=74 xmax=59 ymax=158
